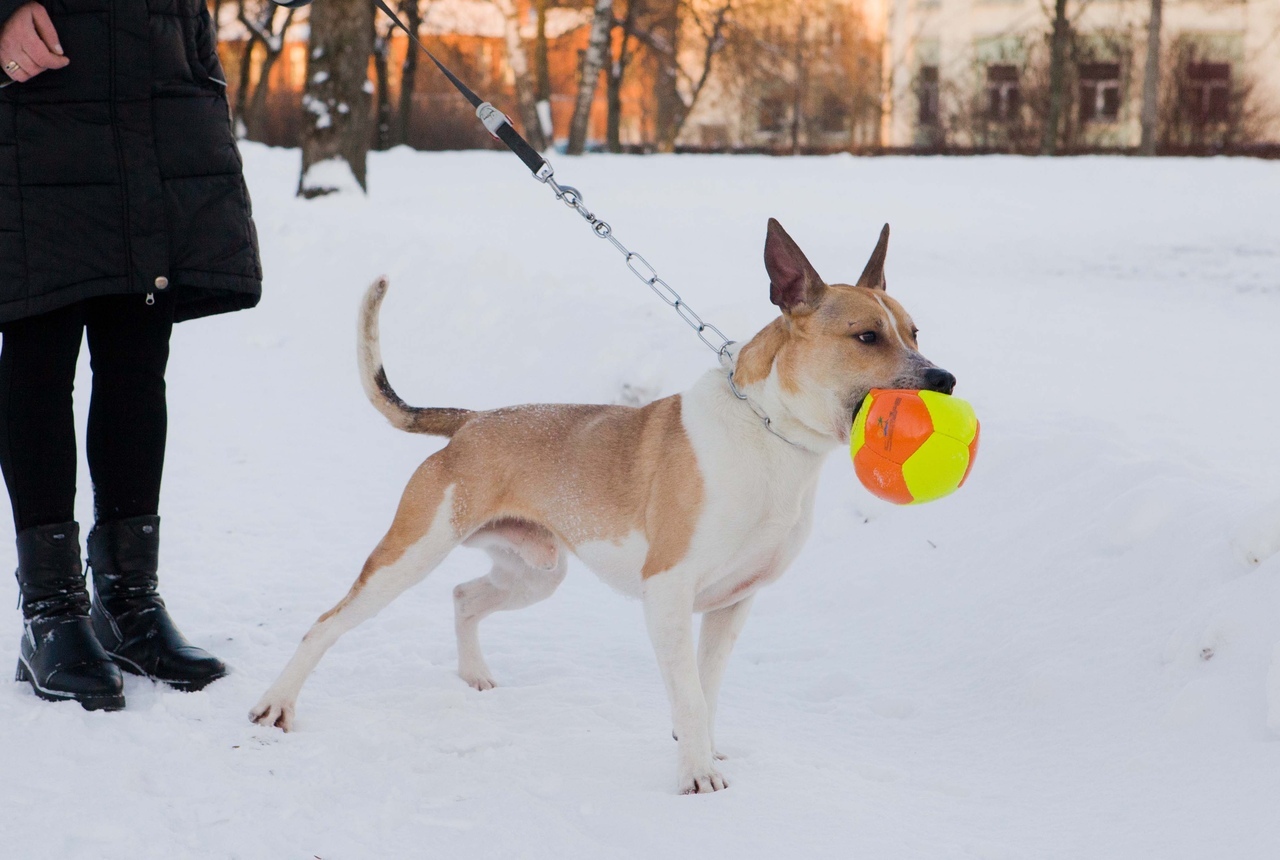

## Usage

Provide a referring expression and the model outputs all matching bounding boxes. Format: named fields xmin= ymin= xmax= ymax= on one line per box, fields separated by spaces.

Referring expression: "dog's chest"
xmin=679 ymin=374 xmax=826 ymax=609
xmin=689 ymin=471 xmax=817 ymax=611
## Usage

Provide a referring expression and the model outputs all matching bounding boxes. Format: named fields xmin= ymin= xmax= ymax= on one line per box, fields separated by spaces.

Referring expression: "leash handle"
xmin=493 ymin=120 xmax=549 ymax=176
xmin=370 ymin=0 xmax=549 ymax=179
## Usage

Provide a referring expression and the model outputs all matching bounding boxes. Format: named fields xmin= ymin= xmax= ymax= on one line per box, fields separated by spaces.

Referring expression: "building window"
xmin=985 ymin=64 xmax=1020 ymax=121
xmin=758 ymin=95 xmax=787 ymax=133
xmin=917 ymin=65 xmax=940 ymax=125
xmin=1184 ymin=62 xmax=1231 ymax=122
xmin=1078 ymin=62 xmax=1121 ymax=123
xmin=820 ymin=94 xmax=847 ymax=132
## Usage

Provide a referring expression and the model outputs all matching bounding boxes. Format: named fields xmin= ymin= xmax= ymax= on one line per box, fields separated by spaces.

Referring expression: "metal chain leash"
xmin=537 ymin=171 xmax=735 ymax=358
xmin=532 ymin=165 xmax=804 ymax=449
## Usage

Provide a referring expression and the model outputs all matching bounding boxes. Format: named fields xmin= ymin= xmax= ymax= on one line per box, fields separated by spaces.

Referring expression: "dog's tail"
xmin=358 ymin=276 xmax=473 ymax=437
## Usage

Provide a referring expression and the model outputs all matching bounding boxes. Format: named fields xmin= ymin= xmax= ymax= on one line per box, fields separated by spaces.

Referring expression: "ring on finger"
xmin=3 ymin=60 xmax=20 ymax=74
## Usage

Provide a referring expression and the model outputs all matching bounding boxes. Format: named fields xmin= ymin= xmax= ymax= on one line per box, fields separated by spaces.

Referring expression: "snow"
xmin=301 ymin=93 xmax=331 ymax=131
xmin=2 ymin=147 xmax=1280 ymax=858
xmin=299 ymin=155 xmax=362 ymax=196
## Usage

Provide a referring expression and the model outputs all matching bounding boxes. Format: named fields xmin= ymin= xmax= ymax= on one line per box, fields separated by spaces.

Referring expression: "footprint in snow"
xmin=1232 ymin=500 xmax=1280 ymax=567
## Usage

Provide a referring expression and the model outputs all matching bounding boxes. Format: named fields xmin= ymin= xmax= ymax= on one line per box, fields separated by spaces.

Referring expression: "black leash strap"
xmin=370 ymin=0 xmax=550 ymax=178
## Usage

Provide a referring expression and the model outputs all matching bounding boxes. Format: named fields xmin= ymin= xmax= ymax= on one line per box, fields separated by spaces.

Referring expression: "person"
xmin=0 ymin=0 xmax=262 ymax=709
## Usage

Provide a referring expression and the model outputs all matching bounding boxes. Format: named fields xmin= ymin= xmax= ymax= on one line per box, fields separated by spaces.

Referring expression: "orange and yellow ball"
xmin=851 ymin=389 xmax=980 ymax=505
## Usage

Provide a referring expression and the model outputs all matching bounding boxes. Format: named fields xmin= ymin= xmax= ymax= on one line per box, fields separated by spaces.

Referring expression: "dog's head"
xmin=733 ymin=219 xmax=955 ymax=447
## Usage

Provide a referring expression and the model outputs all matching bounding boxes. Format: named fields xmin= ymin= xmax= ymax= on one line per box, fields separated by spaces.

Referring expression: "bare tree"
xmin=372 ymin=16 xmax=396 ymax=150
xmin=298 ymin=0 xmax=375 ymax=197
xmin=788 ymin=9 xmax=806 ymax=154
xmin=567 ymin=0 xmax=614 ymax=154
xmin=233 ymin=0 xmax=295 ymax=139
xmin=1138 ymin=0 xmax=1161 ymax=154
xmin=210 ymin=0 xmax=226 ymax=50
xmin=606 ymin=0 xmax=639 ymax=152
xmin=492 ymin=0 xmax=549 ymax=150
xmin=394 ymin=0 xmax=426 ymax=147
xmin=534 ymin=0 xmax=553 ymax=140
xmin=1158 ymin=40 xmax=1277 ymax=152
xmin=718 ymin=0 xmax=878 ymax=152
xmin=1040 ymin=0 xmax=1070 ymax=154
xmin=629 ymin=0 xmax=731 ymax=150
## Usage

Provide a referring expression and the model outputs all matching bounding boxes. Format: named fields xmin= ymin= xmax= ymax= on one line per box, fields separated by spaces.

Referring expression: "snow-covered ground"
xmin=2 ymin=147 xmax=1280 ymax=859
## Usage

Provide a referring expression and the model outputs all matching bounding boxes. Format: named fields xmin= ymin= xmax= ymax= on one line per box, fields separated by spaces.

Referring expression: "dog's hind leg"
xmin=454 ymin=521 xmax=567 ymax=690
xmin=250 ymin=462 xmax=462 ymax=731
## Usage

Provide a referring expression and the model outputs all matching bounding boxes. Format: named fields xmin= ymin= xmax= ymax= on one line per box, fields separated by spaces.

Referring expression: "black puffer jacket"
xmin=0 ymin=0 xmax=261 ymax=324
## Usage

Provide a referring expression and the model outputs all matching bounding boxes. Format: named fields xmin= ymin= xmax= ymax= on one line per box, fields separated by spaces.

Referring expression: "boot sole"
xmin=108 ymin=650 xmax=228 ymax=693
xmin=15 ymin=657 xmax=126 ymax=712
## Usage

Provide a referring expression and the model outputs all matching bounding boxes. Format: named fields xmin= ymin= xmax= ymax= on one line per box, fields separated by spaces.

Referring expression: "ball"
xmin=851 ymin=389 xmax=980 ymax=505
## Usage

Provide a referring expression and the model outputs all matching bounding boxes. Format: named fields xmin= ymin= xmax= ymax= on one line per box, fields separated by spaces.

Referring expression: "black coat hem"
xmin=0 ymin=272 xmax=262 ymax=327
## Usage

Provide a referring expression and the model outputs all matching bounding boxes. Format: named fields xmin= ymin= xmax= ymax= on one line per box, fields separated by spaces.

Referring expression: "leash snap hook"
xmin=557 ymin=184 xmax=582 ymax=207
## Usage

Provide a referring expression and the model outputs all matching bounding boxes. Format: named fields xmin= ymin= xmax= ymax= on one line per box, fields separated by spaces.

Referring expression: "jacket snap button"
xmin=154 ymin=276 xmax=169 ymax=289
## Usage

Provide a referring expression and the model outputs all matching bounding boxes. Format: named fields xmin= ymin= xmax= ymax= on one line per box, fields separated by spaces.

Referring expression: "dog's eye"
xmin=911 ymin=328 xmax=920 ymax=341
xmin=856 ymin=331 xmax=877 ymax=344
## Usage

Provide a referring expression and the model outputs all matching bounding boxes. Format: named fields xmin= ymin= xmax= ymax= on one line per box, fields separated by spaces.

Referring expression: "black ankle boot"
xmin=88 ymin=516 xmax=227 ymax=692
xmin=14 ymin=522 xmax=125 ymax=710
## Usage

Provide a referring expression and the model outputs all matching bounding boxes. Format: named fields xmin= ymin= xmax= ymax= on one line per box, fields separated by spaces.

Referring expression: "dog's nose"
xmin=922 ymin=368 xmax=956 ymax=395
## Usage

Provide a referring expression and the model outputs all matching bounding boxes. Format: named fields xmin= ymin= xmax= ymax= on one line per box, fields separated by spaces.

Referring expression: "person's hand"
xmin=0 ymin=3 xmax=67 ymax=83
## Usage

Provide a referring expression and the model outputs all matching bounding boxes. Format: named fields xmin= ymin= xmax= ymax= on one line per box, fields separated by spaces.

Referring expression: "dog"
xmin=249 ymin=219 xmax=957 ymax=794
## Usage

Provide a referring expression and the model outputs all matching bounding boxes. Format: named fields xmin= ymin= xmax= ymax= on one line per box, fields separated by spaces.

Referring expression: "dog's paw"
xmin=713 ymin=749 xmax=728 ymax=761
xmin=679 ymin=767 xmax=729 ymax=795
xmin=249 ymin=695 xmax=296 ymax=731
xmin=459 ymin=668 xmax=497 ymax=691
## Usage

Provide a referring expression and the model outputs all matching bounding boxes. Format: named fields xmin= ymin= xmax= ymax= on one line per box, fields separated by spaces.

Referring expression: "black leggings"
xmin=0 ymin=292 xmax=175 ymax=532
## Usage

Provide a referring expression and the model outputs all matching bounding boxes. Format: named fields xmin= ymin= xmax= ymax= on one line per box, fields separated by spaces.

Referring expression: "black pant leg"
xmin=84 ymin=292 xmax=176 ymax=523
xmin=0 ymin=305 xmax=87 ymax=531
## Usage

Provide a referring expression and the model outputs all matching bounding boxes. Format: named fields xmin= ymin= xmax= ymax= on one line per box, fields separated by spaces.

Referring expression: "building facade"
xmin=880 ymin=0 xmax=1280 ymax=149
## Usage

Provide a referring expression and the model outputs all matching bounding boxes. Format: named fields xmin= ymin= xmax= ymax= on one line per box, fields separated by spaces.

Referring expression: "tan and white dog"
xmin=250 ymin=220 xmax=957 ymax=794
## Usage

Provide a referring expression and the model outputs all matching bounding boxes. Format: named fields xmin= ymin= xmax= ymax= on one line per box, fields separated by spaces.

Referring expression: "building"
xmin=880 ymin=0 xmax=1280 ymax=150
xmin=676 ymin=0 xmax=886 ymax=152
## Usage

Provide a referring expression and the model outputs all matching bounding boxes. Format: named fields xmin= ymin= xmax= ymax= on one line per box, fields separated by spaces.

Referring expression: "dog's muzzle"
xmin=921 ymin=368 xmax=957 ymax=395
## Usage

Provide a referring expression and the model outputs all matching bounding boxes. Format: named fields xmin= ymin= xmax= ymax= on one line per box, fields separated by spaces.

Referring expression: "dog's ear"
xmin=854 ymin=223 xmax=890 ymax=292
xmin=764 ymin=218 xmax=826 ymax=314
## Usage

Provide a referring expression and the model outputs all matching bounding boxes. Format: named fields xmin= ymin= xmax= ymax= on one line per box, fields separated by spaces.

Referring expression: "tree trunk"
xmin=233 ymin=36 xmax=257 ymax=137
xmin=790 ymin=12 xmax=805 ymax=155
xmin=373 ymin=29 xmax=393 ymax=151
xmin=652 ymin=0 xmax=681 ymax=152
xmin=1040 ymin=0 xmax=1070 ymax=155
xmin=395 ymin=0 xmax=422 ymax=147
xmin=607 ymin=0 xmax=637 ymax=153
xmin=493 ymin=0 xmax=548 ymax=151
xmin=534 ymin=0 xmax=549 ymax=101
xmin=211 ymin=0 xmax=224 ymax=47
xmin=244 ymin=42 xmax=284 ymax=140
xmin=298 ymin=0 xmax=376 ymax=197
xmin=567 ymin=0 xmax=613 ymax=155
xmin=534 ymin=0 xmax=553 ymax=140
xmin=1139 ymin=0 xmax=1162 ymax=155
xmin=242 ymin=7 xmax=296 ymax=141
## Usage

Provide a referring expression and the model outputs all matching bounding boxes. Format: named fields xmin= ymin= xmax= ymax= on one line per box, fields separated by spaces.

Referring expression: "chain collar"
xmin=717 ymin=345 xmax=809 ymax=450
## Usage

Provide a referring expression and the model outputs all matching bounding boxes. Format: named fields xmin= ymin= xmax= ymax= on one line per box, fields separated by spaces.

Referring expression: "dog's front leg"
xmin=643 ymin=570 xmax=726 ymax=794
xmin=698 ymin=595 xmax=754 ymax=760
